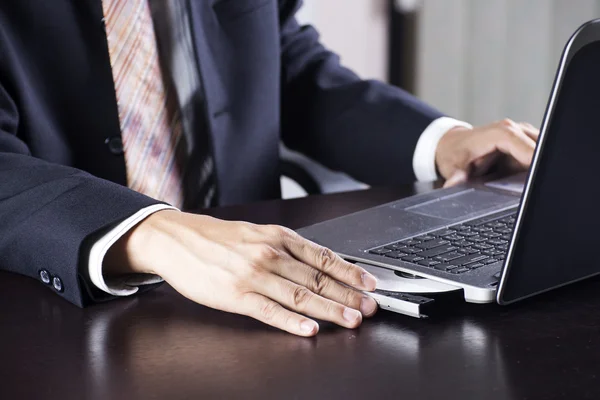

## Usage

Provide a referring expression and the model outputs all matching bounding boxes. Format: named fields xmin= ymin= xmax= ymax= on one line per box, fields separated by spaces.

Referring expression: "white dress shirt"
xmin=90 ymin=1 xmax=473 ymax=296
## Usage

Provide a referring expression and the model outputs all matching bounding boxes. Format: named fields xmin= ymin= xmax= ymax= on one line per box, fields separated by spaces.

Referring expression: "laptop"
xmin=297 ymin=19 xmax=600 ymax=317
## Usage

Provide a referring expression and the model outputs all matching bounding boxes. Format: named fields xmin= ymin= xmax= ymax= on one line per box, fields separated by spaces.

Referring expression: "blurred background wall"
xmin=296 ymin=0 xmax=390 ymax=81
xmin=299 ymin=0 xmax=600 ymax=125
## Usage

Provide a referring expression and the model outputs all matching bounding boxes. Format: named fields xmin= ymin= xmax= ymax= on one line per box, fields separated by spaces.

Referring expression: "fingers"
xmin=492 ymin=120 xmax=537 ymax=168
xmin=271 ymin=256 xmax=378 ymax=317
xmin=254 ymin=274 xmax=364 ymax=329
xmin=279 ymin=229 xmax=377 ymax=291
xmin=467 ymin=119 xmax=536 ymax=168
xmin=518 ymin=122 xmax=540 ymax=141
xmin=443 ymin=170 xmax=469 ymax=188
xmin=242 ymin=292 xmax=320 ymax=337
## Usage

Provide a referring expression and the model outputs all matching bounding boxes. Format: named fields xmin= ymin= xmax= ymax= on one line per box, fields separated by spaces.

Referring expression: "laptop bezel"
xmin=496 ymin=19 xmax=600 ymax=305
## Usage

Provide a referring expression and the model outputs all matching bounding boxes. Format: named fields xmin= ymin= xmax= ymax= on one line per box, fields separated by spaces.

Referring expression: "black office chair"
xmin=280 ymin=159 xmax=322 ymax=196
xmin=279 ymin=145 xmax=368 ymax=199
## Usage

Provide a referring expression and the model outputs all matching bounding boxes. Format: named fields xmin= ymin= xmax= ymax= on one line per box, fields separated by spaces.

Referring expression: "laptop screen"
xmin=499 ymin=39 xmax=600 ymax=303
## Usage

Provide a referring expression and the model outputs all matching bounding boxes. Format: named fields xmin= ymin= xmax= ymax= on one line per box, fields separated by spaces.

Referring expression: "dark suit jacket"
xmin=0 ymin=0 xmax=443 ymax=306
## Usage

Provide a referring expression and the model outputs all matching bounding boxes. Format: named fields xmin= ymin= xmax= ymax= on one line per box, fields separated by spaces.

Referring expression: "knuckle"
xmin=507 ymin=126 xmax=520 ymax=137
xmin=244 ymin=261 xmax=265 ymax=281
xmin=282 ymin=312 xmax=294 ymax=330
xmin=239 ymin=222 xmax=258 ymax=243
xmin=264 ymin=224 xmax=283 ymax=235
xmin=311 ymin=270 xmax=329 ymax=295
xmin=274 ymin=225 xmax=295 ymax=238
xmin=259 ymin=301 xmax=280 ymax=322
xmin=317 ymin=246 xmax=337 ymax=271
xmin=277 ymin=226 xmax=300 ymax=246
xmin=252 ymin=244 xmax=281 ymax=262
xmin=500 ymin=120 xmax=520 ymax=136
xmin=282 ymin=228 xmax=299 ymax=243
xmin=500 ymin=118 xmax=515 ymax=127
xmin=342 ymin=288 xmax=362 ymax=308
xmin=292 ymin=287 xmax=313 ymax=309
xmin=324 ymin=300 xmax=340 ymax=316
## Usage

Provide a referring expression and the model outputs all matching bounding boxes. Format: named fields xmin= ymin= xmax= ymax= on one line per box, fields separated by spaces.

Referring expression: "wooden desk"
xmin=2 ymin=183 xmax=600 ymax=399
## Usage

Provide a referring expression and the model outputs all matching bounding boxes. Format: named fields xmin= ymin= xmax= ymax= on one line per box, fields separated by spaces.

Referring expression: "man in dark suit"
xmin=0 ymin=0 xmax=538 ymax=336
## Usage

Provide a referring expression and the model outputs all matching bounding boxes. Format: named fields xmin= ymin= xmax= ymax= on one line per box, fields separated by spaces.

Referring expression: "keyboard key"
xmin=445 ymin=234 xmax=464 ymax=241
xmin=458 ymin=247 xmax=479 ymax=255
xmin=482 ymin=250 xmax=505 ymax=257
xmin=457 ymin=231 xmax=478 ymax=238
xmin=418 ymin=245 xmax=457 ymax=258
xmin=384 ymin=251 xmax=406 ymax=259
xmin=434 ymin=264 xmax=453 ymax=271
xmin=415 ymin=239 xmax=450 ymax=250
xmin=485 ymin=222 xmax=507 ymax=229
xmin=418 ymin=259 xmax=441 ymax=267
xmin=472 ymin=227 xmax=493 ymax=233
xmin=430 ymin=229 xmax=455 ymax=237
xmin=444 ymin=264 xmax=460 ymax=270
xmin=415 ymin=235 xmax=436 ymax=242
xmin=487 ymin=239 xmax=508 ymax=246
xmin=495 ymin=228 xmax=513 ymax=234
xmin=482 ymin=232 xmax=501 ymax=239
xmin=484 ymin=258 xmax=499 ymax=265
xmin=497 ymin=254 xmax=506 ymax=260
xmin=401 ymin=255 xmax=425 ymax=263
xmin=468 ymin=236 xmax=488 ymax=243
xmin=402 ymin=247 xmax=423 ymax=254
xmin=498 ymin=244 xmax=509 ymax=250
xmin=453 ymin=240 xmax=472 ymax=247
xmin=467 ymin=263 xmax=485 ymax=270
xmin=402 ymin=239 xmax=421 ymax=246
xmin=434 ymin=251 xmax=464 ymax=262
xmin=370 ymin=248 xmax=391 ymax=255
xmin=501 ymin=235 xmax=512 ymax=241
xmin=499 ymin=216 xmax=516 ymax=224
xmin=450 ymin=225 xmax=471 ymax=232
xmin=384 ymin=243 xmax=406 ymax=251
xmin=472 ymin=243 xmax=494 ymax=250
xmin=453 ymin=267 xmax=470 ymax=274
xmin=451 ymin=253 xmax=489 ymax=266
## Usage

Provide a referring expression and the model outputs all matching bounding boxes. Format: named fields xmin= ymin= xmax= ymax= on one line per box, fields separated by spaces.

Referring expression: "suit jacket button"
xmin=39 ymin=269 xmax=51 ymax=285
xmin=105 ymin=137 xmax=124 ymax=155
xmin=52 ymin=276 xmax=64 ymax=293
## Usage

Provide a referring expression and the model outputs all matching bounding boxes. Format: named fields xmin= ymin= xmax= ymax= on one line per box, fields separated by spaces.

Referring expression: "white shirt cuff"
xmin=412 ymin=117 xmax=473 ymax=182
xmin=88 ymin=204 xmax=178 ymax=296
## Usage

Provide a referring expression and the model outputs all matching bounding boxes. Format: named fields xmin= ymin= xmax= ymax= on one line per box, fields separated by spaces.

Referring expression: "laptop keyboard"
xmin=368 ymin=209 xmax=518 ymax=275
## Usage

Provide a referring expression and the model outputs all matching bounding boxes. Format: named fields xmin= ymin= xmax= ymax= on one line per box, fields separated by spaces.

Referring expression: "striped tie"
xmin=102 ymin=0 xmax=186 ymax=208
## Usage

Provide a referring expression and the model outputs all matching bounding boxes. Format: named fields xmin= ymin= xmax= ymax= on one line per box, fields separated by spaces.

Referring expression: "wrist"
xmin=435 ymin=125 xmax=472 ymax=179
xmin=104 ymin=209 xmax=180 ymax=277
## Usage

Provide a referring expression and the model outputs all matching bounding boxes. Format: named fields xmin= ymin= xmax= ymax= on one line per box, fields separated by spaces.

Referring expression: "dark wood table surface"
xmin=2 ymin=183 xmax=600 ymax=400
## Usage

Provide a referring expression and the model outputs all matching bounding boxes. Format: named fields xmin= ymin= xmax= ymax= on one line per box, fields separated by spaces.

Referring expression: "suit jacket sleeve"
xmin=278 ymin=0 xmax=445 ymax=186
xmin=0 ymin=81 xmax=161 ymax=307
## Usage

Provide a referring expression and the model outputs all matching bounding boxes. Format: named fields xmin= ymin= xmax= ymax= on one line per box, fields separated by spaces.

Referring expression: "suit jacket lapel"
xmin=186 ymin=0 xmax=228 ymax=121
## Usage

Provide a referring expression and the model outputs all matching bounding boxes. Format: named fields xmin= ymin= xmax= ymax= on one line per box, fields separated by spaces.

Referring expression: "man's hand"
xmin=436 ymin=118 xmax=540 ymax=187
xmin=105 ymin=210 xmax=378 ymax=337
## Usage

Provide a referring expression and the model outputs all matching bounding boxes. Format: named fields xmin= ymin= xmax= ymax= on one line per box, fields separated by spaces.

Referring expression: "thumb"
xmin=443 ymin=170 xmax=469 ymax=188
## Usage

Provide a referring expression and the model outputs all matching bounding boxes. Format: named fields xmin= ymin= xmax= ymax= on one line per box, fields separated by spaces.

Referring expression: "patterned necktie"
xmin=102 ymin=0 xmax=186 ymax=208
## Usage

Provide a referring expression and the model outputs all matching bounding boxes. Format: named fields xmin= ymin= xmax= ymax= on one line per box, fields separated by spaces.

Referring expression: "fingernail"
xmin=300 ymin=320 xmax=317 ymax=334
xmin=361 ymin=272 xmax=377 ymax=290
xmin=343 ymin=307 xmax=361 ymax=324
xmin=360 ymin=296 xmax=378 ymax=316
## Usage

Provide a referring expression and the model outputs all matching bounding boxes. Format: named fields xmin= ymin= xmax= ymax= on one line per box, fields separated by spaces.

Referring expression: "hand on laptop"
xmin=105 ymin=210 xmax=379 ymax=337
xmin=436 ymin=118 xmax=539 ymax=187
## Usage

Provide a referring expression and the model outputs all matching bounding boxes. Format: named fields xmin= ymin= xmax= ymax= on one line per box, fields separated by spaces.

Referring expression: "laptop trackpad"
xmin=404 ymin=189 xmax=517 ymax=220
